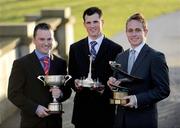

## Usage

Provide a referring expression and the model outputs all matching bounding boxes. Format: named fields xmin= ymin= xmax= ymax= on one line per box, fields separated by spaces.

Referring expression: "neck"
xmin=89 ymin=33 xmax=102 ymax=40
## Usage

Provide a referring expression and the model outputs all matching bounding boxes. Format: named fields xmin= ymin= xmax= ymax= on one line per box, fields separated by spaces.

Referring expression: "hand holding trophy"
xmin=37 ymin=75 xmax=71 ymax=114
xmin=108 ymin=61 xmax=142 ymax=105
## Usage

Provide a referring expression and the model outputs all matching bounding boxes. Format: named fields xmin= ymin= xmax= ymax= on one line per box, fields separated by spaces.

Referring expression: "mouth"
xmin=130 ymin=38 xmax=139 ymax=42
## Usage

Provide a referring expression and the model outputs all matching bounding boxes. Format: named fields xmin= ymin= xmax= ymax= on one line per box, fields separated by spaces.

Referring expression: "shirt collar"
xmin=35 ymin=50 xmax=50 ymax=60
xmin=88 ymin=34 xmax=104 ymax=46
xmin=130 ymin=42 xmax=145 ymax=54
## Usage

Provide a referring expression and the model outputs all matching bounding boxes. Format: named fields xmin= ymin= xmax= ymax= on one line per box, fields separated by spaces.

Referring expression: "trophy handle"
xmin=37 ymin=75 xmax=46 ymax=86
xmin=64 ymin=75 xmax=72 ymax=86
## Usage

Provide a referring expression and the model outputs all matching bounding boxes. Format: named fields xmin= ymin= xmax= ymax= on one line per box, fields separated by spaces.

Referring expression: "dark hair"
xmin=33 ymin=23 xmax=51 ymax=38
xmin=83 ymin=7 xmax=103 ymax=21
xmin=126 ymin=13 xmax=147 ymax=30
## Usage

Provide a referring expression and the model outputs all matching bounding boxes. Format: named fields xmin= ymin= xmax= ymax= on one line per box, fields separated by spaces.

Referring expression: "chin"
xmin=42 ymin=51 xmax=49 ymax=54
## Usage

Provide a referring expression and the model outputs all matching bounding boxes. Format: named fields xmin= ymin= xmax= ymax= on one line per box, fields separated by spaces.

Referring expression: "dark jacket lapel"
xmin=81 ymin=38 xmax=91 ymax=62
xmin=94 ymin=37 xmax=108 ymax=62
xmin=29 ymin=51 xmax=45 ymax=75
xmin=117 ymin=50 xmax=129 ymax=72
xmin=131 ymin=44 xmax=150 ymax=74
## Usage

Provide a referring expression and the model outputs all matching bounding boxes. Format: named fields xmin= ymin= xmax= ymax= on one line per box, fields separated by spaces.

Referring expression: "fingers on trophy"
xmin=109 ymin=61 xmax=129 ymax=105
xmin=37 ymin=75 xmax=71 ymax=114
xmin=109 ymin=61 xmax=142 ymax=106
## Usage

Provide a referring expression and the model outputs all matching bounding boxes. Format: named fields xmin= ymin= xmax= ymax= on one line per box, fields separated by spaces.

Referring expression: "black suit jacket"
xmin=68 ymin=37 xmax=123 ymax=127
xmin=113 ymin=44 xmax=170 ymax=128
xmin=8 ymin=51 xmax=72 ymax=128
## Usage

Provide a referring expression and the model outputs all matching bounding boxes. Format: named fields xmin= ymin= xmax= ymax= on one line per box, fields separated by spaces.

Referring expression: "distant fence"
xmin=0 ymin=7 xmax=75 ymax=124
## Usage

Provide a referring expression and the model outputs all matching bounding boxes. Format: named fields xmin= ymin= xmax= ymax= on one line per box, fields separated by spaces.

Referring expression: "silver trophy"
xmin=77 ymin=56 xmax=104 ymax=90
xmin=37 ymin=75 xmax=71 ymax=114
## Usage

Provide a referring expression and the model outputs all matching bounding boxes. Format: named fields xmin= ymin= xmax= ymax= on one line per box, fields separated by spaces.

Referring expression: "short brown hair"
xmin=33 ymin=22 xmax=52 ymax=38
xmin=126 ymin=13 xmax=147 ymax=30
xmin=83 ymin=7 xmax=103 ymax=21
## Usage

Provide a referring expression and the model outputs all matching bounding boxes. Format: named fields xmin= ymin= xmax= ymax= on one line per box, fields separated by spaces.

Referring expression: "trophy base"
xmin=48 ymin=102 xmax=63 ymax=114
xmin=110 ymin=91 xmax=128 ymax=105
xmin=110 ymin=98 xmax=128 ymax=105
xmin=113 ymin=91 xmax=128 ymax=99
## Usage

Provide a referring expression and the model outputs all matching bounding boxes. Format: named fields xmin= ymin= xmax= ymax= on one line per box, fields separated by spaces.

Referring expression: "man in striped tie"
xmin=68 ymin=7 xmax=123 ymax=128
xmin=8 ymin=23 xmax=72 ymax=128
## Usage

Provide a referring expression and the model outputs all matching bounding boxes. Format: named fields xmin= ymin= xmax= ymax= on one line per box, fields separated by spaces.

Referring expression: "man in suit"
xmin=68 ymin=7 xmax=123 ymax=128
xmin=107 ymin=13 xmax=170 ymax=128
xmin=8 ymin=23 xmax=72 ymax=128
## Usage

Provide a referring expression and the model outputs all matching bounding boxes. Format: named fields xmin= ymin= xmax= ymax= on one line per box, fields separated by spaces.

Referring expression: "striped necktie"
xmin=41 ymin=56 xmax=49 ymax=75
xmin=128 ymin=49 xmax=136 ymax=74
xmin=90 ymin=41 xmax=97 ymax=61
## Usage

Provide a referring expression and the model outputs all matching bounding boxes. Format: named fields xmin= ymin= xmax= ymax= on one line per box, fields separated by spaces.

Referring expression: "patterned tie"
xmin=41 ymin=56 xmax=49 ymax=75
xmin=128 ymin=49 xmax=136 ymax=74
xmin=90 ymin=41 xmax=97 ymax=61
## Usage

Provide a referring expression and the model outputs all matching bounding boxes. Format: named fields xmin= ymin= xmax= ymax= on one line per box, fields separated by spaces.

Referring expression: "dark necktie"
xmin=128 ymin=49 xmax=136 ymax=74
xmin=41 ymin=56 xmax=49 ymax=75
xmin=90 ymin=41 xmax=97 ymax=61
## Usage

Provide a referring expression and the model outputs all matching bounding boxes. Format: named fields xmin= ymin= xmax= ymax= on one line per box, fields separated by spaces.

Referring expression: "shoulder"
xmin=141 ymin=44 xmax=166 ymax=65
xmin=116 ymin=49 xmax=128 ymax=58
xmin=14 ymin=52 xmax=33 ymax=64
xmin=146 ymin=45 xmax=165 ymax=58
xmin=70 ymin=38 xmax=87 ymax=48
xmin=103 ymin=37 xmax=123 ymax=50
xmin=52 ymin=54 xmax=66 ymax=64
xmin=11 ymin=53 xmax=34 ymax=71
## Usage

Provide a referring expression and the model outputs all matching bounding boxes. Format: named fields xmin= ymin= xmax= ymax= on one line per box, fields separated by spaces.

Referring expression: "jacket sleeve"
xmin=136 ymin=52 xmax=170 ymax=107
xmin=8 ymin=60 xmax=38 ymax=115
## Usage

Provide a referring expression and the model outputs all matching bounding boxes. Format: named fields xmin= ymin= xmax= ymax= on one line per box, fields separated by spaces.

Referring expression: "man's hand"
xmin=92 ymin=83 xmax=105 ymax=94
xmin=107 ymin=77 xmax=121 ymax=90
xmin=36 ymin=105 xmax=49 ymax=118
xmin=74 ymin=79 xmax=83 ymax=92
xmin=123 ymin=95 xmax=137 ymax=108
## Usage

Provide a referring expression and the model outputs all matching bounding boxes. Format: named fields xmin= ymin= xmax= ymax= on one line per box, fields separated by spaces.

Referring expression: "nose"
xmin=89 ymin=22 xmax=96 ymax=28
xmin=131 ymin=31 xmax=137 ymax=36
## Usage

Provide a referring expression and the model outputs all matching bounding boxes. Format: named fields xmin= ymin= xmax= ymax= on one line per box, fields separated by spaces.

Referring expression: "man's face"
xmin=33 ymin=29 xmax=53 ymax=54
xmin=126 ymin=20 xmax=148 ymax=48
xmin=84 ymin=13 xmax=103 ymax=40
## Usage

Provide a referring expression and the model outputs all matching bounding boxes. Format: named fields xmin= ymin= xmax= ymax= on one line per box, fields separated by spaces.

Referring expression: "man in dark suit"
xmin=68 ymin=7 xmax=123 ymax=128
xmin=8 ymin=23 xmax=72 ymax=128
xmin=107 ymin=13 xmax=170 ymax=128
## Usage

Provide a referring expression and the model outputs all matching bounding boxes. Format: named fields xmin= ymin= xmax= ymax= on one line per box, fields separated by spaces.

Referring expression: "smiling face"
xmin=126 ymin=19 xmax=148 ymax=48
xmin=33 ymin=29 xmax=53 ymax=54
xmin=83 ymin=13 xmax=104 ymax=40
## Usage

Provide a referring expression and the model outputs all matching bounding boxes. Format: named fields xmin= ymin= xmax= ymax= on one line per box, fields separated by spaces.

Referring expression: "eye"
xmin=135 ymin=28 xmax=142 ymax=32
xmin=127 ymin=29 xmax=133 ymax=33
xmin=47 ymin=38 xmax=52 ymax=41
xmin=93 ymin=21 xmax=99 ymax=24
xmin=85 ymin=21 xmax=91 ymax=25
xmin=39 ymin=38 xmax=45 ymax=41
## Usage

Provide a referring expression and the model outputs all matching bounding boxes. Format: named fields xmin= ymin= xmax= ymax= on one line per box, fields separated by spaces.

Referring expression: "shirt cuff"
xmin=133 ymin=95 xmax=138 ymax=109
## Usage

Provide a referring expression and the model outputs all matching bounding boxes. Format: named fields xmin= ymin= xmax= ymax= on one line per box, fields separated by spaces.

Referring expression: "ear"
xmin=83 ymin=22 xmax=86 ymax=27
xmin=101 ymin=19 xmax=104 ymax=26
xmin=144 ymin=28 xmax=148 ymax=36
xmin=32 ymin=38 xmax=35 ymax=43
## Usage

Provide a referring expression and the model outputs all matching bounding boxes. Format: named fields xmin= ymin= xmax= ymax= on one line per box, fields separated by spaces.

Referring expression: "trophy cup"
xmin=37 ymin=75 xmax=71 ymax=114
xmin=77 ymin=55 xmax=104 ymax=90
xmin=109 ymin=61 xmax=142 ymax=105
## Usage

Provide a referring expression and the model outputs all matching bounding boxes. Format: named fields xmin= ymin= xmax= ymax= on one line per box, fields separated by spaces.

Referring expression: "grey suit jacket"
xmin=114 ymin=44 xmax=170 ymax=128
